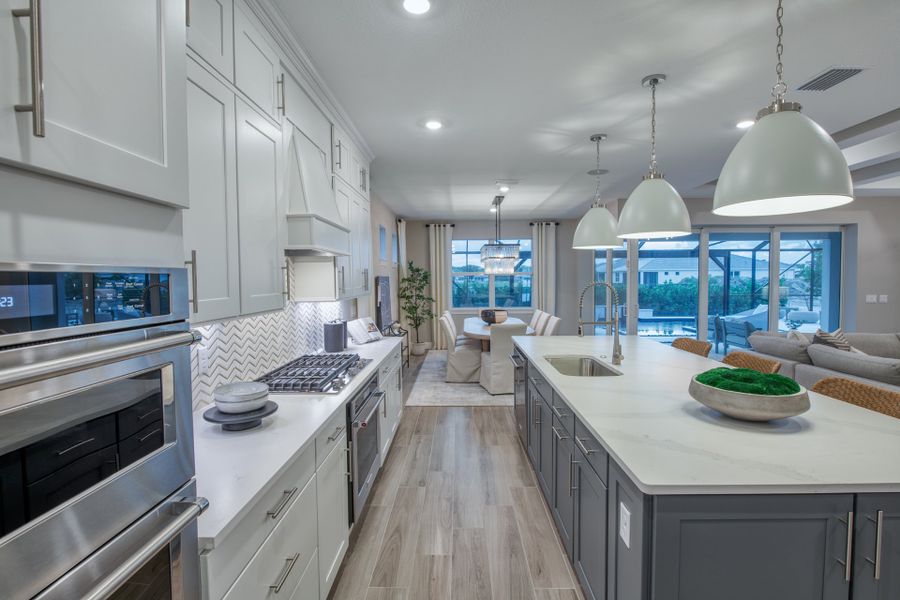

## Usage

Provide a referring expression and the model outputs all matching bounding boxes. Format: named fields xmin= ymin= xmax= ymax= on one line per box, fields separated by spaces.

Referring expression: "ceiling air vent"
xmin=797 ymin=67 xmax=865 ymax=91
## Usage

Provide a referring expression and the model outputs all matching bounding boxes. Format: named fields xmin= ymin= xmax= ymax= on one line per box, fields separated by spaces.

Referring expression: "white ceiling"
xmin=273 ymin=0 xmax=900 ymax=219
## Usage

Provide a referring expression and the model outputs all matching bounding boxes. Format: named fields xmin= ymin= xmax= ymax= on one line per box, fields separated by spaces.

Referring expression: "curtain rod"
xmin=530 ymin=221 xmax=560 ymax=226
xmin=424 ymin=223 xmax=455 ymax=227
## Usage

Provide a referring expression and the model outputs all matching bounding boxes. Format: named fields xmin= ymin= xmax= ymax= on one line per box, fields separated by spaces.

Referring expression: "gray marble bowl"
xmin=688 ymin=376 xmax=810 ymax=422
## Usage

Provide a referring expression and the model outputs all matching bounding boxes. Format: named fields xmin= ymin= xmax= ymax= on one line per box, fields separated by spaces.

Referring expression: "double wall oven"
xmin=0 ymin=264 xmax=206 ymax=600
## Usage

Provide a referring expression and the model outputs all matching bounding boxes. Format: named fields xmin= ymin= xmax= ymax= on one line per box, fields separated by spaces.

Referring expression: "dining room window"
xmin=451 ymin=239 xmax=532 ymax=308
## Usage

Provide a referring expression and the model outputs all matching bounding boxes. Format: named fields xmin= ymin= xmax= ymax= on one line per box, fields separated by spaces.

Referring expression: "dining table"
xmin=462 ymin=316 xmax=535 ymax=351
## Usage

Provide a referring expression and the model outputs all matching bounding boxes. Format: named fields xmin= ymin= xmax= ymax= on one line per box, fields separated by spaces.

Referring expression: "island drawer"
xmin=574 ymin=419 xmax=608 ymax=484
xmin=550 ymin=391 xmax=575 ymax=436
xmin=527 ymin=367 xmax=552 ymax=403
xmin=202 ymin=442 xmax=315 ymax=600
xmin=316 ymin=408 xmax=347 ymax=469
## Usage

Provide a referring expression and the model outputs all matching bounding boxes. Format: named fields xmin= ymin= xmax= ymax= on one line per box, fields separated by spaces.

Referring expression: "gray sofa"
xmin=745 ymin=331 xmax=900 ymax=394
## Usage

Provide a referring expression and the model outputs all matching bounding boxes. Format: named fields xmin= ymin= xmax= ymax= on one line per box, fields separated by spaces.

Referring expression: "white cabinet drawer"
xmin=202 ymin=443 xmax=315 ymax=600
xmin=379 ymin=345 xmax=402 ymax=382
xmin=223 ymin=473 xmax=318 ymax=600
xmin=289 ymin=549 xmax=319 ymax=600
xmin=315 ymin=408 xmax=347 ymax=469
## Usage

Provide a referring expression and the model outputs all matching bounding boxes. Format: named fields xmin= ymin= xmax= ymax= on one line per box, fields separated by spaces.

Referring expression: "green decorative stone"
xmin=695 ymin=367 xmax=801 ymax=396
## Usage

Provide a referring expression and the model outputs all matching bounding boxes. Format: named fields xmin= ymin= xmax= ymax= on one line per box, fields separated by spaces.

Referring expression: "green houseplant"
xmin=399 ymin=261 xmax=435 ymax=355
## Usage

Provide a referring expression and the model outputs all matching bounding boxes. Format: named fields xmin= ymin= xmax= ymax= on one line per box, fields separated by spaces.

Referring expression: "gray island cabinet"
xmin=515 ymin=335 xmax=900 ymax=600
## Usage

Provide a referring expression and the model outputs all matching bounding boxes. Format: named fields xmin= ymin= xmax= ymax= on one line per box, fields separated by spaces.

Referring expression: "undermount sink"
xmin=544 ymin=355 xmax=621 ymax=377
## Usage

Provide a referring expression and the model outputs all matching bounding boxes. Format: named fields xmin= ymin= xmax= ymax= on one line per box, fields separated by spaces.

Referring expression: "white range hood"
xmin=284 ymin=126 xmax=350 ymax=256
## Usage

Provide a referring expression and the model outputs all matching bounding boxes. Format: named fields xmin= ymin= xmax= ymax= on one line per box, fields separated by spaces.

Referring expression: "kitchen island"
xmin=513 ymin=335 xmax=900 ymax=600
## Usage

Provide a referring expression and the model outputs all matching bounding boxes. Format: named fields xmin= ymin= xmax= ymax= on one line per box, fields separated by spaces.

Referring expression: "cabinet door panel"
xmin=187 ymin=0 xmax=234 ymax=79
xmin=608 ymin=462 xmax=650 ymax=600
xmin=551 ymin=418 xmax=574 ymax=559
xmin=854 ymin=493 xmax=900 ymax=600
xmin=236 ymin=100 xmax=284 ymax=315
xmin=184 ymin=58 xmax=240 ymax=323
xmin=653 ymin=494 xmax=853 ymax=600
xmin=316 ymin=433 xmax=349 ymax=598
xmin=234 ymin=4 xmax=278 ymax=119
xmin=0 ymin=0 xmax=187 ymax=206
xmin=574 ymin=457 xmax=607 ymax=600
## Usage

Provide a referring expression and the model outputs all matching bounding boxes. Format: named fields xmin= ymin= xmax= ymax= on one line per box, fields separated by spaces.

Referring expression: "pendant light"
xmin=573 ymin=134 xmax=621 ymax=250
xmin=481 ymin=196 xmax=519 ymax=275
xmin=617 ymin=75 xmax=691 ymax=239
xmin=714 ymin=0 xmax=853 ymax=216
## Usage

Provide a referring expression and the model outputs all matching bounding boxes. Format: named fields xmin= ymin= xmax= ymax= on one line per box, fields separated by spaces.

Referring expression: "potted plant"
xmin=399 ymin=261 xmax=435 ymax=355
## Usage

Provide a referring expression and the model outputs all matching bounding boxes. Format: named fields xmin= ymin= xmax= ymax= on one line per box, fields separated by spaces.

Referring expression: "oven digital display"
xmin=0 ymin=284 xmax=56 ymax=321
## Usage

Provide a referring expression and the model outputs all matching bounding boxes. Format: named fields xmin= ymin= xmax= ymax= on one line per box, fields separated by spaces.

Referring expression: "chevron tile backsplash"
xmin=190 ymin=302 xmax=341 ymax=409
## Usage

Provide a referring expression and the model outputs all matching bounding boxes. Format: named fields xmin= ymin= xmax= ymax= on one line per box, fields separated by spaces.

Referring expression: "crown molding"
xmin=241 ymin=0 xmax=375 ymax=161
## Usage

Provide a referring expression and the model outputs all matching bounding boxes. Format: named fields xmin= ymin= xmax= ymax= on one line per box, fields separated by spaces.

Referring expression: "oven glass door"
xmin=352 ymin=390 xmax=382 ymax=518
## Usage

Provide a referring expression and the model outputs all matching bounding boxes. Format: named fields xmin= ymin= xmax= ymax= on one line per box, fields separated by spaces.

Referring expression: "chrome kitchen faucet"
xmin=577 ymin=281 xmax=624 ymax=365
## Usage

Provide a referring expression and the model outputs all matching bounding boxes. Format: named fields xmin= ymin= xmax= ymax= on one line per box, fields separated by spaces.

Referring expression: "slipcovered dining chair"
xmin=529 ymin=310 xmax=545 ymax=331
xmin=812 ymin=377 xmax=900 ymax=419
xmin=533 ymin=311 xmax=551 ymax=336
xmin=672 ymin=337 xmax=712 ymax=358
xmin=439 ymin=315 xmax=481 ymax=383
xmin=479 ymin=322 xmax=527 ymax=394
xmin=542 ymin=315 xmax=562 ymax=336
xmin=722 ymin=350 xmax=781 ymax=374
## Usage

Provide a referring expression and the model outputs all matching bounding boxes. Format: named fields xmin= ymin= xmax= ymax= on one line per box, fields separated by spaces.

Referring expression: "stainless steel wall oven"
xmin=0 ymin=263 xmax=206 ymax=600
xmin=347 ymin=374 xmax=382 ymax=524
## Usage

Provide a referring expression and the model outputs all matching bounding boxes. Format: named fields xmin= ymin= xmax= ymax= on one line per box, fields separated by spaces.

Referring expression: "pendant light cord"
xmin=771 ymin=0 xmax=787 ymax=102
xmin=649 ymin=79 xmax=658 ymax=176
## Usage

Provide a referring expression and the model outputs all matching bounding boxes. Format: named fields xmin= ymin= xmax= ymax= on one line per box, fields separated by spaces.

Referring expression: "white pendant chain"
xmin=771 ymin=0 xmax=787 ymax=102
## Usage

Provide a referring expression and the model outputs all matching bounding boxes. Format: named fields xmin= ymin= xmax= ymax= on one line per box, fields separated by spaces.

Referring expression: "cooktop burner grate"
xmin=256 ymin=353 xmax=371 ymax=393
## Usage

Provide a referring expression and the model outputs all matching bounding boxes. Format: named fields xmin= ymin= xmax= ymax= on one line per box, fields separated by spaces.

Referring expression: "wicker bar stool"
xmin=671 ymin=337 xmax=712 ymax=358
xmin=812 ymin=377 xmax=900 ymax=419
xmin=722 ymin=351 xmax=782 ymax=374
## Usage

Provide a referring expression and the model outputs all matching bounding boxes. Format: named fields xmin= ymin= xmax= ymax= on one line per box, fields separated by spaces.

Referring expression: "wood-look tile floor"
xmin=331 ymin=364 xmax=584 ymax=600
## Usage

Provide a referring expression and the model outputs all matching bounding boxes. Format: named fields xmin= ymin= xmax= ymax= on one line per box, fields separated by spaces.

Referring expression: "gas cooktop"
xmin=256 ymin=353 xmax=372 ymax=394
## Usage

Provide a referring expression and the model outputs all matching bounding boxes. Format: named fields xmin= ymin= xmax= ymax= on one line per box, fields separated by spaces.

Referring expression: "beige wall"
xmin=368 ymin=193 xmax=400 ymax=323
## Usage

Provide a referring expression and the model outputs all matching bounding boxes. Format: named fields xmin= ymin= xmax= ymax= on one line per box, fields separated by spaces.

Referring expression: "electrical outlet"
xmin=866 ymin=294 xmax=878 ymax=304
xmin=879 ymin=294 xmax=889 ymax=304
xmin=198 ymin=345 xmax=210 ymax=376
xmin=619 ymin=502 xmax=631 ymax=549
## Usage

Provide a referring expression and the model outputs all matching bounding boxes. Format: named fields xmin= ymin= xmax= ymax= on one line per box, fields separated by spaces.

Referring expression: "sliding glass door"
xmin=635 ymin=237 xmax=700 ymax=342
xmin=778 ymin=232 xmax=841 ymax=332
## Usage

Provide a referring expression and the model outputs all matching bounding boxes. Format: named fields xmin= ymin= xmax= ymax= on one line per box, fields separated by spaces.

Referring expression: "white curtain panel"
xmin=428 ymin=224 xmax=453 ymax=350
xmin=532 ymin=222 xmax=558 ymax=314
xmin=397 ymin=218 xmax=408 ymax=330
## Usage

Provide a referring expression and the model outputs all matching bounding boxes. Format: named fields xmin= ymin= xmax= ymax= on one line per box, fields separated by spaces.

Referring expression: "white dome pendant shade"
xmin=713 ymin=0 xmax=853 ymax=217
xmin=713 ymin=104 xmax=853 ymax=217
xmin=617 ymin=75 xmax=691 ymax=240
xmin=573 ymin=203 xmax=621 ymax=249
xmin=617 ymin=176 xmax=691 ymax=239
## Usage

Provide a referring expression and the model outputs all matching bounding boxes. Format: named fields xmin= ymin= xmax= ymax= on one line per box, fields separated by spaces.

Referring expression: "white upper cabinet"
xmin=351 ymin=147 xmax=370 ymax=200
xmin=332 ymin=124 xmax=352 ymax=184
xmin=187 ymin=0 xmax=234 ymax=80
xmin=236 ymin=99 xmax=285 ymax=315
xmin=0 ymin=0 xmax=188 ymax=207
xmin=234 ymin=3 xmax=279 ymax=120
xmin=282 ymin=66 xmax=332 ymax=156
xmin=183 ymin=58 xmax=240 ymax=324
xmin=349 ymin=194 xmax=371 ymax=296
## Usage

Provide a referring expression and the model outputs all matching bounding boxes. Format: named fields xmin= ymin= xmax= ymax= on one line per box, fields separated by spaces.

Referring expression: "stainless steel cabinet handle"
xmin=335 ymin=142 xmax=343 ymax=168
xmin=57 ymin=437 xmax=95 ymax=457
xmin=185 ymin=0 xmax=190 ymax=26
xmin=569 ymin=455 xmax=579 ymax=497
xmin=551 ymin=426 xmax=569 ymax=441
xmin=276 ymin=74 xmax=285 ymax=115
xmin=327 ymin=425 xmax=345 ymax=443
xmin=551 ymin=404 xmax=569 ymax=419
xmin=185 ymin=250 xmax=199 ymax=314
xmin=269 ymin=552 xmax=300 ymax=593
xmin=836 ymin=511 xmax=854 ymax=582
xmin=864 ymin=510 xmax=884 ymax=580
xmin=533 ymin=399 xmax=541 ymax=425
xmin=12 ymin=0 xmax=45 ymax=137
xmin=508 ymin=353 xmax=525 ymax=368
xmin=267 ymin=487 xmax=298 ymax=519
xmin=80 ymin=497 xmax=208 ymax=600
xmin=574 ymin=436 xmax=598 ymax=456
xmin=346 ymin=444 xmax=353 ymax=482
xmin=282 ymin=259 xmax=290 ymax=301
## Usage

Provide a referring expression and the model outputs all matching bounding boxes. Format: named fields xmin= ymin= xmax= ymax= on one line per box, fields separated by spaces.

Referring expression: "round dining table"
xmin=462 ymin=316 xmax=534 ymax=351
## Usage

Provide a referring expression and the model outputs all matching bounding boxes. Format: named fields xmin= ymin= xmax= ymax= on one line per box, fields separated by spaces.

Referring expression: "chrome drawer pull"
xmin=551 ymin=426 xmax=569 ymax=442
xmin=574 ymin=436 xmax=598 ymax=455
xmin=267 ymin=487 xmax=298 ymax=519
xmin=552 ymin=404 xmax=569 ymax=419
xmin=569 ymin=455 xmax=579 ymax=497
xmin=184 ymin=250 xmax=199 ymax=314
xmin=57 ymin=437 xmax=95 ymax=457
xmin=836 ymin=512 xmax=854 ymax=581
xmin=270 ymin=552 xmax=301 ymax=593
xmin=327 ymin=425 xmax=346 ymax=442
xmin=864 ymin=510 xmax=884 ymax=580
xmin=12 ymin=0 xmax=45 ymax=137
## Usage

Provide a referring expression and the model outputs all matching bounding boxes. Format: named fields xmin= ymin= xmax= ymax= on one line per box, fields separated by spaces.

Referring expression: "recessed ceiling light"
xmin=736 ymin=120 xmax=755 ymax=129
xmin=498 ymin=185 xmax=510 ymax=193
xmin=424 ymin=119 xmax=443 ymax=130
xmin=403 ymin=0 xmax=431 ymax=15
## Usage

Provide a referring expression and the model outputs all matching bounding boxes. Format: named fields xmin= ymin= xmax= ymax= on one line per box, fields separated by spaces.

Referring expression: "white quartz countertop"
xmin=514 ymin=335 xmax=900 ymax=495
xmin=193 ymin=337 xmax=402 ymax=549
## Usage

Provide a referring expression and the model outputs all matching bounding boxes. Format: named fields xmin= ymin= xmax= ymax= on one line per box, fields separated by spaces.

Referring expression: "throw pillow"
xmin=786 ymin=330 xmax=810 ymax=347
xmin=813 ymin=328 xmax=853 ymax=351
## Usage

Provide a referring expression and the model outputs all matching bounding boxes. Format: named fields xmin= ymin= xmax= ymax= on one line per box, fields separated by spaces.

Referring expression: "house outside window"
xmin=451 ymin=239 xmax=532 ymax=308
